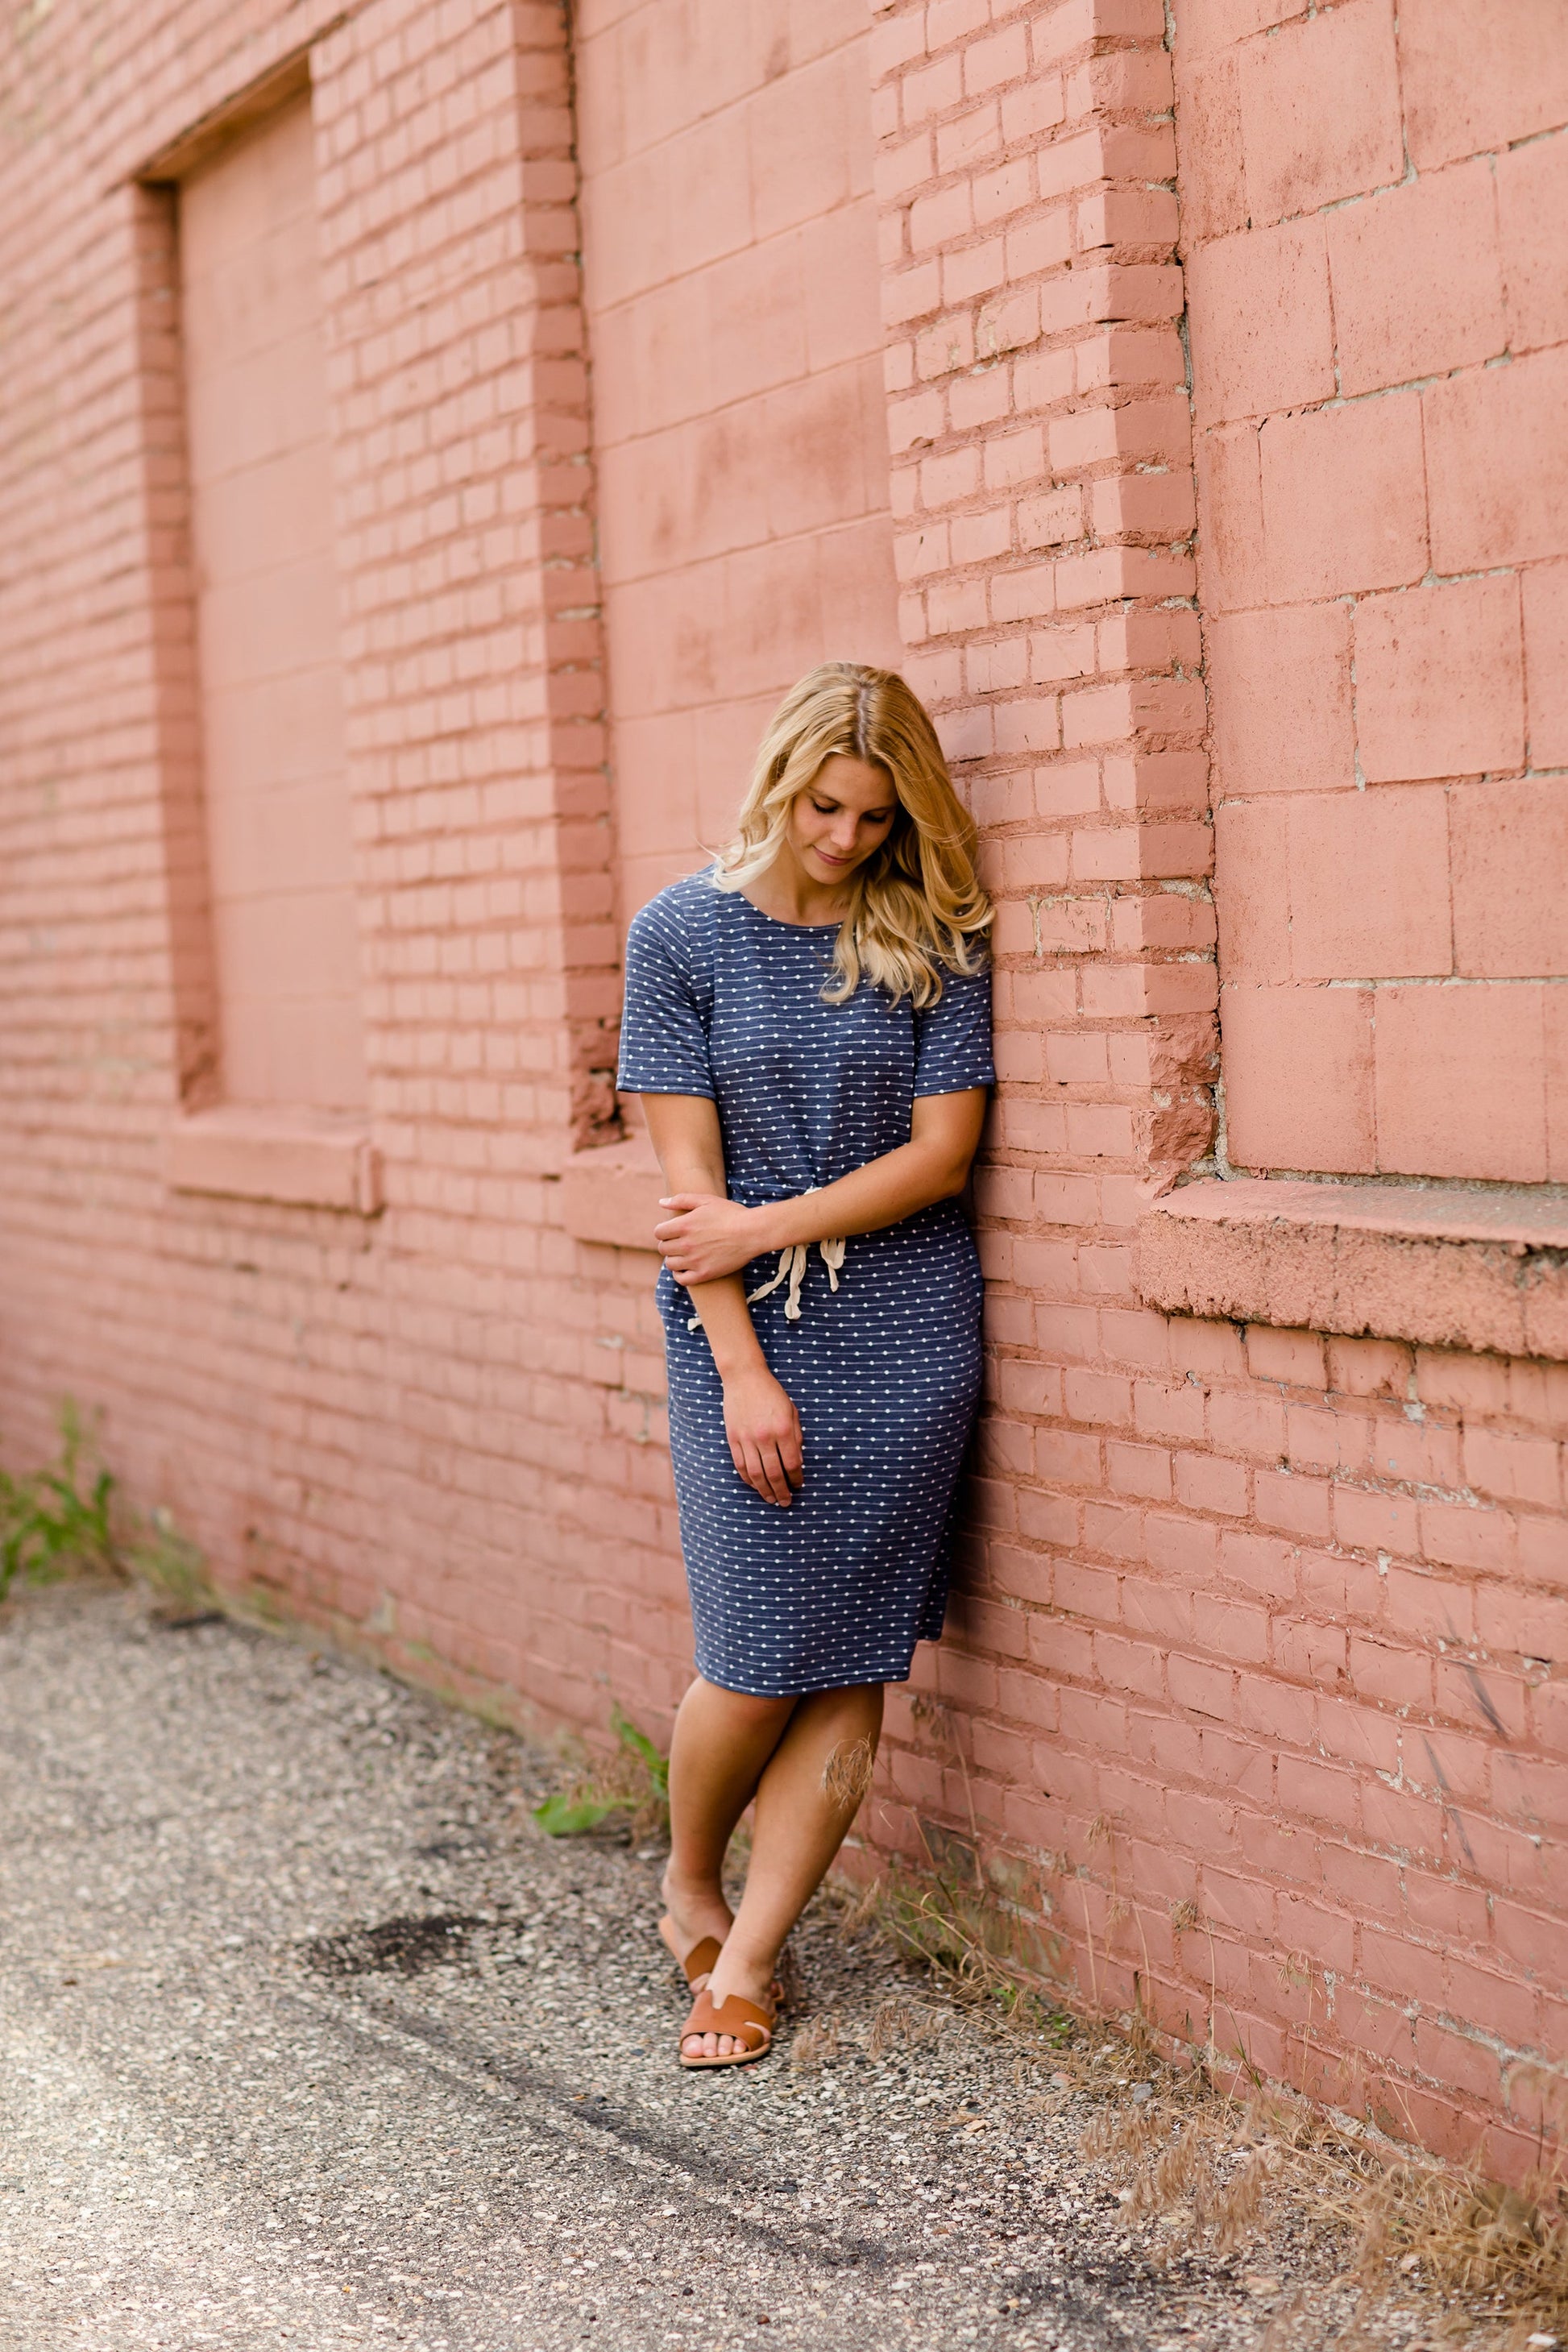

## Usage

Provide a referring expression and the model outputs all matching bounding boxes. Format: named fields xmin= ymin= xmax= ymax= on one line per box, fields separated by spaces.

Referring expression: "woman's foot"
xmin=657 ymin=1865 xmax=733 ymax=1991
xmin=681 ymin=1948 xmax=778 ymax=2062
xmin=677 ymin=1977 xmax=776 ymax=2069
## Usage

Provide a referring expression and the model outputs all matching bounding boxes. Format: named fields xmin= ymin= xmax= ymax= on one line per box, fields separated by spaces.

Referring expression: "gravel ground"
xmin=0 ymin=1584 xmax=1458 ymax=2352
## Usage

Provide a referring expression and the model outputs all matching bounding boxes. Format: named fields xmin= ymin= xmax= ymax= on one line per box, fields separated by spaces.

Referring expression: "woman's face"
xmin=786 ymin=756 xmax=898 ymax=886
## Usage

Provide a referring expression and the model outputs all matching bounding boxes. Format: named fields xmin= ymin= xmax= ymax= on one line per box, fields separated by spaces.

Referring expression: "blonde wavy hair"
xmin=712 ymin=662 xmax=992 ymax=1008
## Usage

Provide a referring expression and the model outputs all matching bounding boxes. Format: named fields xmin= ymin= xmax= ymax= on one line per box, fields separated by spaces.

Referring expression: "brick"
xmin=1193 ymin=422 xmax=1265 ymax=613
xmin=1326 ymin=1338 xmax=1414 ymax=1401
xmin=1207 ymin=1383 xmax=1289 ymax=1462
xmin=1354 ymin=575 xmax=1524 ymax=787
xmin=1107 ymin=1439 xmax=1170 ymax=1500
xmin=1259 ymin=392 xmax=1428 ymax=602
xmin=1205 ymin=601 xmax=1354 ymax=801
xmin=1121 ymin=1574 xmax=1198 ymax=1649
xmin=1173 ymin=1448 xmax=1249 ymax=1516
xmin=1452 ymin=782 xmax=1568 ymax=982
xmin=1398 ymin=0 xmax=1568 ymax=170
xmin=1218 ymin=1528 xmax=1297 ymax=1603
xmin=1244 ymin=1326 xmax=1325 ymax=1390
xmin=1276 ymin=1751 xmax=1360 ymax=1833
xmin=1287 ymin=784 xmax=1453 ymax=983
xmin=1497 ymin=131 xmax=1568 ymax=356
xmin=1194 ymin=1594 xmax=1271 ymax=1665
xmin=1522 ymin=562 xmax=1568 ymax=773
xmin=1383 ymin=1564 xmax=1475 ymax=1647
xmin=1134 ymin=1378 xmax=1208 ymax=1442
xmin=1327 ymin=159 xmax=1506 ymax=398
xmin=1253 ymin=1467 xmax=1333 ymax=1541
xmin=1373 ymin=985 xmax=1547 ymax=1184
xmin=1424 ymin=346 xmax=1568 ymax=572
xmin=1169 ymin=1653 xmax=1234 ymax=1722
xmin=1222 ymin=984 xmax=1377 ymax=1175
xmin=1435 ymin=1655 xmax=1530 ymax=1743
xmin=1418 ymin=1497 xmax=1520 ymax=1577
xmin=1334 ymin=1481 xmax=1421 ymax=1559
xmin=1186 ymin=217 xmax=1334 ymax=427
xmin=1491 ymin=1897 xmax=1567 ymax=1979
xmin=1146 ymin=1510 xmax=1221 ymax=1581
xmin=1275 ymin=1616 xmax=1349 ymax=1686
xmin=1236 ymin=0 xmax=1403 ymax=226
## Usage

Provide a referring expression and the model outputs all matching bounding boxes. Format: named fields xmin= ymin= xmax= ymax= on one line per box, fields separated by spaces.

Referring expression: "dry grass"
xmin=1089 ymin=2073 xmax=1568 ymax=2337
xmin=865 ymin=1994 xmax=947 ymax=2060
xmin=821 ymin=1735 xmax=876 ymax=1811
xmin=789 ymin=2013 xmax=842 ymax=2074
xmin=829 ymin=1855 xmax=1568 ymax=2344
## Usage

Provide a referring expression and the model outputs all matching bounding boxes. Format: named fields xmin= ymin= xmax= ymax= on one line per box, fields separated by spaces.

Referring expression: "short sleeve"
xmin=616 ymin=894 xmax=716 ymax=1099
xmin=912 ymin=960 xmax=995 ymax=1096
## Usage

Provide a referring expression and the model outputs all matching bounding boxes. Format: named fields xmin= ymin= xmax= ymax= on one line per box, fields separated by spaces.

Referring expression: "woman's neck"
xmin=742 ymin=847 xmax=854 ymax=928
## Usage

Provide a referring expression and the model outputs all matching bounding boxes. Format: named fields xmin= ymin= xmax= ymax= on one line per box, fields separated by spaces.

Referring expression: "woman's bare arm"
xmin=638 ymin=1093 xmax=803 ymax=1510
xmin=652 ymin=1088 xmax=987 ymax=1290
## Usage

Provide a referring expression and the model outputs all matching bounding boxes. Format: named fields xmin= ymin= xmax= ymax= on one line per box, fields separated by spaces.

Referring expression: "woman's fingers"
xmin=754 ymin=1440 xmax=794 ymax=1508
xmin=736 ymin=1436 xmax=794 ymax=1508
xmin=738 ymin=1439 xmax=774 ymax=1504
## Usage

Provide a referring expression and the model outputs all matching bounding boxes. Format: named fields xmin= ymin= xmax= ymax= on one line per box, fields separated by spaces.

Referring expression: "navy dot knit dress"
xmin=616 ymin=869 xmax=994 ymax=1699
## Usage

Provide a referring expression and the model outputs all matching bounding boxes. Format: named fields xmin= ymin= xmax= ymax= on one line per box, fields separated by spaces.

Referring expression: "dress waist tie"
xmin=687 ymin=1189 xmax=847 ymax=1330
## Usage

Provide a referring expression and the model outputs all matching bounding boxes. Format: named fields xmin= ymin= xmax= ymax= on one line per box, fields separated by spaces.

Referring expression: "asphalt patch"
xmin=300 ymin=1910 xmax=486 ymax=1977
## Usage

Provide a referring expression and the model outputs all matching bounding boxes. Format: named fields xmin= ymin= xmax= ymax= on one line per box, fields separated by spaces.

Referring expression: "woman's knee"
xmin=696 ymin=1678 xmax=796 ymax=1732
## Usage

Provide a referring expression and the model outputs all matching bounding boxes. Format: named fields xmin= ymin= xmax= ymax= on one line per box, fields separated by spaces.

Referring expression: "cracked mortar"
xmin=0 ymin=1587 xmax=1455 ymax=2352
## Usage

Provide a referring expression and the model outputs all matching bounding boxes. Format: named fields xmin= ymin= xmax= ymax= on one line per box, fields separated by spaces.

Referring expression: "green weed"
xmin=125 ymin=1504 xmax=217 ymax=1622
xmin=0 ymin=1400 xmax=216 ymax=1622
xmin=532 ymin=1704 xmax=670 ymax=1844
xmin=0 ymin=1402 xmax=117 ymax=1599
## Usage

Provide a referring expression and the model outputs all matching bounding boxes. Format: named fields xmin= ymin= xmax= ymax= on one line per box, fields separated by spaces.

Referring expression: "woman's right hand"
xmin=722 ymin=1364 xmax=803 ymax=1508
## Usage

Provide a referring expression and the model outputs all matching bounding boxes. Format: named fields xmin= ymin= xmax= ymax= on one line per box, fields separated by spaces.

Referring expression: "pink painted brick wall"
xmin=180 ymin=96 xmax=368 ymax=1111
xmin=1176 ymin=0 xmax=1568 ymax=1180
xmin=0 ymin=0 xmax=1562 ymax=2183
xmin=575 ymin=0 xmax=904 ymax=915
xmin=860 ymin=0 xmax=1566 ymax=2179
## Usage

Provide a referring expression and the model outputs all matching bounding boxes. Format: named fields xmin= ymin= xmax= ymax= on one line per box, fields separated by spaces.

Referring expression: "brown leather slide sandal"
xmin=678 ymin=1986 xmax=775 ymax=2069
xmin=658 ymin=1919 xmax=724 ymax=1992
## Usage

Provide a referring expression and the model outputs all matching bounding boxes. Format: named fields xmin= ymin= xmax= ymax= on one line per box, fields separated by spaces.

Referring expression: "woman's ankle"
xmin=662 ymin=1859 xmax=727 ymax=1906
xmin=708 ymin=1941 xmax=778 ymax=2007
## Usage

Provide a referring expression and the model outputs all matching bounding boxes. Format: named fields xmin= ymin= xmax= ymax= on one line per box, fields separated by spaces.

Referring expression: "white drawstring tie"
xmin=686 ymin=1188 xmax=846 ymax=1330
xmin=745 ymin=1230 xmax=846 ymax=1321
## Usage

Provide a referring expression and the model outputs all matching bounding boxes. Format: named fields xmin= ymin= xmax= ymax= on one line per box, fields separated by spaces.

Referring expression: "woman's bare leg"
xmin=659 ymin=1677 xmax=795 ymax=1980
xmin=687 ymin=1682 xmax=883 ymax=2060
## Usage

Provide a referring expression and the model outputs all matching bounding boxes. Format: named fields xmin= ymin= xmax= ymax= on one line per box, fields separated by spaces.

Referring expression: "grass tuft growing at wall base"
xmin=0 ymin=1400 xmax=217 ymax=1624
xmin=531 ymin=1704 xmax=671 ymax=1843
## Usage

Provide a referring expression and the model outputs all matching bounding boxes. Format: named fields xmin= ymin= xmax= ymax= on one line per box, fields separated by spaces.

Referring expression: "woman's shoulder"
xmin=625 ymin=865 xmax=724 ymax=964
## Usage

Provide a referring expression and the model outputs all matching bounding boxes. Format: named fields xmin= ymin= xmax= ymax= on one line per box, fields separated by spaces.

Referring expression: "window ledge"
xmin=167 ymin=1105 xmax=382 ymax=1215
xmin=1135 ymin=1176 xmax=1568 ymax=1361
xmin=558 ymin=1135 xmax=665 ymax=1252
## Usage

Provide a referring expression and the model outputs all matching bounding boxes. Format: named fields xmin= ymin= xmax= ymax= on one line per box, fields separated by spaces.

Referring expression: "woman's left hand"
xmin=655 ymin=1193 xmax=767 ymax=1287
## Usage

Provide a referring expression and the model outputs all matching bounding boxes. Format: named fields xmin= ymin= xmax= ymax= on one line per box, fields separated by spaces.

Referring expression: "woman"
xmin=616 ymin=662 xmax=994 ymax=2068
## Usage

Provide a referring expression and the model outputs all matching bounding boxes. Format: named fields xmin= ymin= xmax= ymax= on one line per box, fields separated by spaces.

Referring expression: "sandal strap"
xmin=682 ymin=1988 xmax=774 ymax=2051
xmin=681 ymin=1935 xmax=723 ymax=1987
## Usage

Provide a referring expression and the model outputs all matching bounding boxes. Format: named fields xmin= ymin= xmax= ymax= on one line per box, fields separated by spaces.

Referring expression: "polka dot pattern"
xmin=617 ymin=869 xmax=995 ymax=1698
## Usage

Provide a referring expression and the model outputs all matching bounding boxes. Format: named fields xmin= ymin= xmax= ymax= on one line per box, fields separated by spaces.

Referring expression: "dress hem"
xmin=691 ymin=1649 xmax=935 ymax=1699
